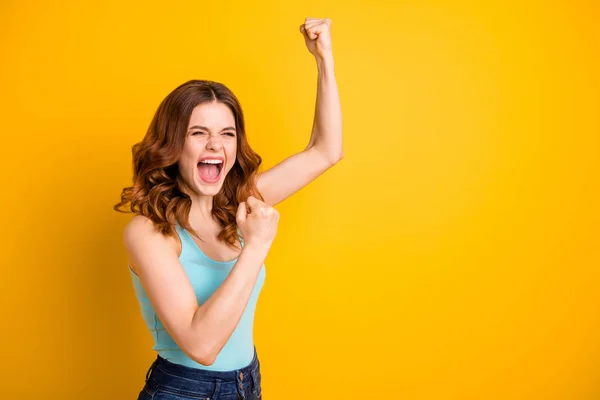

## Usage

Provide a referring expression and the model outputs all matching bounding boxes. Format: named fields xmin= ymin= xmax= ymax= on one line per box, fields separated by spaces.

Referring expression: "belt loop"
xmin=145 ymin=357 xmax=158 ymax=383
xmin=210 ymin=379 xmax=222 ymax=400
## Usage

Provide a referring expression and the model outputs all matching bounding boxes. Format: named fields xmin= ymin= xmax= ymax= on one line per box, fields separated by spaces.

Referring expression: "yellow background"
xmin=1 ymin=0 xmax=599 ymax=399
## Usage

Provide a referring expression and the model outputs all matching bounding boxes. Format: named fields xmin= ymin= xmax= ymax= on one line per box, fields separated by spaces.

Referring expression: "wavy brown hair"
xmin=114 ymin=79 xmax=264 ymax=250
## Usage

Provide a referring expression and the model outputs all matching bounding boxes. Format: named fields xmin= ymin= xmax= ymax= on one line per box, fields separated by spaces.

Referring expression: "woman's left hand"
xmin=299 ymin=17 xmax=333 ymax=60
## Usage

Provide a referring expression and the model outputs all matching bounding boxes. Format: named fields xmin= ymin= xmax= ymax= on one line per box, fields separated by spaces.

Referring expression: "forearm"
xmin=307 ymin=54 xmax=343 ymax=162
xmin=190 ymin=244 xmax=269 ymax=364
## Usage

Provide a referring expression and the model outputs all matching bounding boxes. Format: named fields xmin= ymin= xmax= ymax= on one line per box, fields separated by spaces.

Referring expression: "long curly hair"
xmin=114 ymin=79 xmax=264 ymax=250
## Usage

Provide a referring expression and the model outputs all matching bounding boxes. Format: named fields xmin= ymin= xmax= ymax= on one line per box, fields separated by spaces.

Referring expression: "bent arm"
xmin=124 ymin=216 xmax=268 ymax=366
xmin=256 ymin=53 xmax=343 ymax=206
xmin=191 ymin=243 xmax=268 ymax=364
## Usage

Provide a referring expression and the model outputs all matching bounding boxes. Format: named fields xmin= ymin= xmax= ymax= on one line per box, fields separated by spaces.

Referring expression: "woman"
xmin=114 ymin=17 xmax=343 ymax=400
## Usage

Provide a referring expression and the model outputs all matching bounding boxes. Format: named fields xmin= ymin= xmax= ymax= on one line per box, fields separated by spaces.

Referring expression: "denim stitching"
xmin=155 ymin=384 xmax=213 ymax=400
xmin=155 ymin=363 xmax=224 ymax=385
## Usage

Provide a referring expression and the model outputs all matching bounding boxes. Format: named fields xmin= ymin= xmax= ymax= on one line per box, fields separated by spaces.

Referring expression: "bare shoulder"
xmin=124 ymin=214 xmax=160 ymax=240
xmin=121 ymin=215 xmax=204 ymax=363
xmin=123 ymin=215 xmax=180 ymax=272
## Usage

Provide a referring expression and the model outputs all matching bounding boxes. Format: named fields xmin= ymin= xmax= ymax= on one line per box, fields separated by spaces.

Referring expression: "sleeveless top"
xmin=128 ymin=222 xmax=266 ymax=371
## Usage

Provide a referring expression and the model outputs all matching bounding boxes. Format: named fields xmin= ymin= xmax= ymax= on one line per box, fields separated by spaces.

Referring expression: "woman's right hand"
xmin=236 ymin=196 xmax=279 ymax=250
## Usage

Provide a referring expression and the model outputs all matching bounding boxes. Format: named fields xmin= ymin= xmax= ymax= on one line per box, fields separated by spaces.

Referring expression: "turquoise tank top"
xmin=128 ymin=222 xmax=266 ymax=371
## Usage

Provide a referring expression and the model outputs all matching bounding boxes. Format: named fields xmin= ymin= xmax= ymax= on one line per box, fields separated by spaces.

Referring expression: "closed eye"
xmin=192 ymin=131 xmax=235 ymax=137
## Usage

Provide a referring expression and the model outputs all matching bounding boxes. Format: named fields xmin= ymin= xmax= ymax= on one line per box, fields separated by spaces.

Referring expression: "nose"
xmin=206 ymin=134 xmax=223 ymax=151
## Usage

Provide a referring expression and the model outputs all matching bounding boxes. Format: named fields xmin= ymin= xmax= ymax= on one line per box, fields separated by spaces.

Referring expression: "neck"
xmin=190 ymin=193 xmax=214 ymax=220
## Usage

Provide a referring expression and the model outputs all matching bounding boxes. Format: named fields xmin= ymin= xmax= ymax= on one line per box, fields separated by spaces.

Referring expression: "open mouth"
xmin=197 ymin=160 xmax=223 ymax=183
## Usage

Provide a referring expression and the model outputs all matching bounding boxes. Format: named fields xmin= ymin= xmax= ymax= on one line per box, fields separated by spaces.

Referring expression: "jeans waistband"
xmin=148 ymin=345 xmax=259 ymax=383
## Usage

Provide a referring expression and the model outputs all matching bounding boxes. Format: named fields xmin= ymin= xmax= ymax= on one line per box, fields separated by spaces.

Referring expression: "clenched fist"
xmin=236 ymin=196 xmax=279 ymax=251
xmin=299 ymin=17 xmax=333 ymax=60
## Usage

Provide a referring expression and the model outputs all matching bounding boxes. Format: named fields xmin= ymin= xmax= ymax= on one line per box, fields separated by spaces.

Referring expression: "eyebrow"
xmin=187 ymin=125 xmax=236 ymax=132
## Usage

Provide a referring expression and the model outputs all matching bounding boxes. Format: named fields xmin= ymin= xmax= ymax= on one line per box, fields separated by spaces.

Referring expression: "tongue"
xmin=198 ymin=163 xmax=219 ymax=179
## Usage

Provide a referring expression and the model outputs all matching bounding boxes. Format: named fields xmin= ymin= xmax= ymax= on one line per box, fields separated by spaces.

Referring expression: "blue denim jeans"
xmin=137 ymin=346 xmax=262 ymax=400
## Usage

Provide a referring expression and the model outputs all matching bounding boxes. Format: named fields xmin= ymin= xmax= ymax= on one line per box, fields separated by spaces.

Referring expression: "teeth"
xmin=200 ymin=159 xmax=223 ymax=164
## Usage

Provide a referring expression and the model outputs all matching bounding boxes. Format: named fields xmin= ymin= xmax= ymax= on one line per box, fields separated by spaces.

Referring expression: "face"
xmin=178 ymin=101 xmax=238 ymax=197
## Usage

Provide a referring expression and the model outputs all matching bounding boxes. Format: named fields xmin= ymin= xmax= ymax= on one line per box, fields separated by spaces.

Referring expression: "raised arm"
xmin=257 ymin=17 xmax=343 ymax=206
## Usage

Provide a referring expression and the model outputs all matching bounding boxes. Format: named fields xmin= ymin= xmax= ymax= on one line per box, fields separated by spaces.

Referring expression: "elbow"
xmin=310 ymin=144 xmax=344 ymax=166
xmin=322 ymin=149 xmax=344 ymax=167
xmin=190 ymin=345 xmax=217 ymax=367
xmin=200 ymin=355 xmax=217 ymax=367
xmin=330 ymin=150 xmax=344 ymax=165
